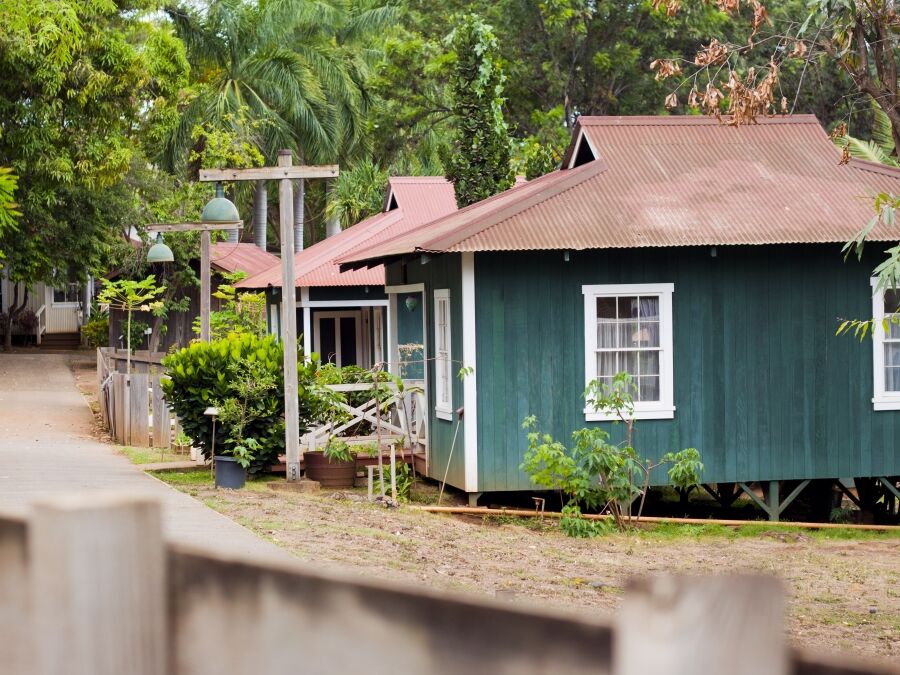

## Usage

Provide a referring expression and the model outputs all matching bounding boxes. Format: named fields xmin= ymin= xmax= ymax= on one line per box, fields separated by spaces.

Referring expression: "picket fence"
xmin=96 ymin=348 xmax=179 ymax=448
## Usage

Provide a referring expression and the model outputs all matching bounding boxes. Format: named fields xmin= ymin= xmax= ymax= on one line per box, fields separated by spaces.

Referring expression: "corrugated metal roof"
xmin=209 ymin=243 xmax=280 ymax=277
xmin=341 ymin=115 xmax=900 ymax=266
xmin=237 ymin=177 xmax=456 ymax=289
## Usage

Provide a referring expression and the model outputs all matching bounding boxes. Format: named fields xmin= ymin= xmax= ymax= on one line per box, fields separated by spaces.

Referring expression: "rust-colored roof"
xmin=209 ymin=243 xmax=280 ymax=277
xmin=341 ymin=115 xmax=900 ymax=266
xmin=238 ymin=177 xmax=456 ymax=289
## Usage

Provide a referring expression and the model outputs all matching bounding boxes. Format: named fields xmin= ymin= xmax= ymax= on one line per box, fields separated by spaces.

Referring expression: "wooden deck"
xmin=272 ymin=451 xmax=427 ymax=477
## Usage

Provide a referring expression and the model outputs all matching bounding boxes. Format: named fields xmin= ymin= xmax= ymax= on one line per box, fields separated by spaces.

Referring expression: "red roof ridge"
xmin=388 ymin=176 xmax=449 ymax=183
xmin=577 ymin=114 xmax=821 ymax=126
xmin=847 ymin=157 xmax=900 ymax=180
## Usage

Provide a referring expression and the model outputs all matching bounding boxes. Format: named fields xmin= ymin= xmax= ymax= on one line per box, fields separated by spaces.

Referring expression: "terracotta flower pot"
xmin=304 ymin=451 xmax=356 ymax=488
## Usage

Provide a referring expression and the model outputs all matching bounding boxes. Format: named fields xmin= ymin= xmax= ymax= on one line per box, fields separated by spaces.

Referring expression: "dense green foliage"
xmin=441 ymin=14 xmax=513 ymax=208
xmin=0 ymin=0 xmax=884 ymax=338
xmin=521 ymin=373 xmax=703 ymax=534
xmin=161 ymin=333 xmax=325 ymax=474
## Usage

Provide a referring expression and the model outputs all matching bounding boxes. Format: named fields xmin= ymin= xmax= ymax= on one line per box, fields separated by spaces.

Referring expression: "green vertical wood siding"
xmin=387 ymin=257 xmax=466 ymax=488
xmin=474 ymin=246 xmax=900 ymax=492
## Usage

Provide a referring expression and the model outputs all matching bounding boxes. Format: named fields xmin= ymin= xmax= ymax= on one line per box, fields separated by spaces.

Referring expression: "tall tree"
xmin=164 ymin=0 xmax=395 ymax=245
xmin=0 ymin=0 xmax=188 ymax=348
xmin=442 ymin=14 xmax=514 ymax=208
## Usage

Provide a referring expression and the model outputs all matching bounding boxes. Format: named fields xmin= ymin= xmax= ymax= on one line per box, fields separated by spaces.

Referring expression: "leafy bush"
xmin=374 ymin=462 xmax=412 ymax=502
xmin=81 ymin=314 xmax=109 ymax=348
xmin=161 ymin=332 xmax=327 ymax=474
xmin=559 ymin=504 xmax=614 ymax=538
xmin=521 ymin=372 xmax=703 ymax=533
xmin=193 ymin=272 xmax=267 ymax=340
xmin=15 ymin=308 xmax=37 ymax=334
xmin=323 ymin=438 xmax=355 ymax=463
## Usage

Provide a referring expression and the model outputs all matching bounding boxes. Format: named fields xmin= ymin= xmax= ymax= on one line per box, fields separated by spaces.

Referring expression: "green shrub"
xmin=323 ymin=438 xmax=355 ymax=463
xmin=374 ymin=462 xmax=412 ymax=502
xmin=81 ymin=314 xmax=109 ymax=348
xmin=161 ymin=332 xmax=327 ymax=475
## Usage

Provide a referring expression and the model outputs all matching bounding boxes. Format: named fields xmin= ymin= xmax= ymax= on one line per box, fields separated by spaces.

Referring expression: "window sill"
xmin=52 ymin=302 xmax=80 ymax=308
xmin=872 ymin=397 xmax=900 ymax=411
xmin=435 ymin=407 xmax=453 ymax=421
xmin=584 ymin=406 xmax=675 ymax=422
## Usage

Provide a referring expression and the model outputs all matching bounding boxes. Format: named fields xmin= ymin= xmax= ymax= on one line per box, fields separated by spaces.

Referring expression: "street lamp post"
xmin=147 ymin=185 xmax=243 ymax=343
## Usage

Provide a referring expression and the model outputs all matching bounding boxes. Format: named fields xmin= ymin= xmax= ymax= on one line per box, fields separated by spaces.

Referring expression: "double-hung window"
xmin=582 ymin=283 xmax=675 ymax=421
xmin=434 ymin=289 xmax=452 ymax=420
xmin=871 ymin=279 xmax=900 ymax=410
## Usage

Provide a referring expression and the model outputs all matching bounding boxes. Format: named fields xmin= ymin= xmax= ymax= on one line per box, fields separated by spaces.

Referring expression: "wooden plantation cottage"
xmin=238 ymin=177 xmax=456 ymax=371
xmin=342 ymin=115 xmax=900 ymax=518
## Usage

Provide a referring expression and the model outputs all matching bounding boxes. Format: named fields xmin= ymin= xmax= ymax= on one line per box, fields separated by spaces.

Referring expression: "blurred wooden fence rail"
xmin=0 ymin=495 xmax=895 ymax=675
xmin=96 ymin=348 xmax=178 ymax=448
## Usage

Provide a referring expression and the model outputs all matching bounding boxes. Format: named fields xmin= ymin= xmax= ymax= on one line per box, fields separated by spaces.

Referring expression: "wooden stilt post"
xmin=278 ymin=150 xmax=301 ymax=482
xmin=767 ymin=480 xmax=780 ymax=522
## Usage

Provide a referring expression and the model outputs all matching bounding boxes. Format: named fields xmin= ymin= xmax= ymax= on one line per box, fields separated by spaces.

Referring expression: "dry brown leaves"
xmin=789 ymin=39 xmax=807 ymax=59
xmin=650 ymin=59 xmax=682 ymax=81
xmin=694 ymin=39 xmax=729 ymax=67
xmin=716 ymin=0 xmax=741 ymax=13
xmin=719 ymin=60 xmax=780 ymax=125
xmin=651 ymin=0 xmax=681 ymax=17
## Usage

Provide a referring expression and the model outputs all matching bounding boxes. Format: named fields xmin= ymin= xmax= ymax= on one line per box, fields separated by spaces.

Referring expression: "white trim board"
xmin=567 ymin=127 xmax=600 ymax=169
xmin=870 ymin=277 xmax=900 ymax=410
xmin=433 ymin=288 xmax=453 ymax=421
xmin=298 ymin=299 xmax=389 ymax=308
xmin=461 ymin=252 xmax=478 ymax=492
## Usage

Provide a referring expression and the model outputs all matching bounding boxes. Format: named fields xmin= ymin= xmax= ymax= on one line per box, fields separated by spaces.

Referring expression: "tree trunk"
xmin=4 ymin=282 xmax=28 ymax=351
xmin=325 ymin=180 xmax=341 ymax=239
xmin=293 ymin=179 xmax=305 ymax=252
xmin=253 ymin=180 xmax=267 ymax=250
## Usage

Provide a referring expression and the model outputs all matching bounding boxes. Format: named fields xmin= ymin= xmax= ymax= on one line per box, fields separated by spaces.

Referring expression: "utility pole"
xmin=199 ymin=155 xmax=338 ymax=481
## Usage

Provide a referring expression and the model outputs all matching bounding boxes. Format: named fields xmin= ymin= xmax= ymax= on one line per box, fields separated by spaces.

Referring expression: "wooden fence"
xmin=96 ymin=348 xmax=178 ymax=448
xmin=0 ymin=494 xmax=894 ymax=675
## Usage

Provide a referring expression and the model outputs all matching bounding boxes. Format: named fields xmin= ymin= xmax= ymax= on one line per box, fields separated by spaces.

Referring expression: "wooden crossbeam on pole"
xmin=199 ymin=166 xmax=338 ymax=182
xmin=147 ymin=222 xmax=243 ymax=233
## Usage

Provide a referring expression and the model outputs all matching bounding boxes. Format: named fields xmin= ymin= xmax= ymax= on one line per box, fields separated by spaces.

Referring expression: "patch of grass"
xmin=639 ymin=520 xmax=900 ymax=541
xmin=121 ymin=446 xmax=190 ymax=465
xmin=150 ymin=469 xmax=211 ymax=486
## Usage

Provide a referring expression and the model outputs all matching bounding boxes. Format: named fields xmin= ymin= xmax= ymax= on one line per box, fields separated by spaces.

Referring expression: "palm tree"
xmin=838 ymin=103 xmax=900 ymax=168
xmin=163 ymin=0 xmax=396 ymax=247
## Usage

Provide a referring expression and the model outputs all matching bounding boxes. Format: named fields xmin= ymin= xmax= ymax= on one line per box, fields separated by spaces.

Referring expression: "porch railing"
xmin=34 ymin=305 xmax=45 ymax=345
xmin=301 ymin=381 xmax=427 ymax=454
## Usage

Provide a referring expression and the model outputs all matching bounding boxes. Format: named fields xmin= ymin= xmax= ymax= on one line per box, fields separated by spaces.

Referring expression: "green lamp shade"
xmin=146 ymin=233 xmax=174 ymax=263
xmin=201 ymin=196 xmax=240 ymax=223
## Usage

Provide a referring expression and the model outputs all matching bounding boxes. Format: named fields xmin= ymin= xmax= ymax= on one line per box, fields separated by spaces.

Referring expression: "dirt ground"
xmin=155 ymin=471 xmax=900 ymax=662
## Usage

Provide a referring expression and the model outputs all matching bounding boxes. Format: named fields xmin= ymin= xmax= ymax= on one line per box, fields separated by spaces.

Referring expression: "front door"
xmin=314 ymin=311 xmax=362 ymax=367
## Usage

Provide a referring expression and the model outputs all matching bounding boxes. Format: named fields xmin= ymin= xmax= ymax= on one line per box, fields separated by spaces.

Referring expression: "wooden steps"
xmin=40 ymin=332 xmax=81 ymax=349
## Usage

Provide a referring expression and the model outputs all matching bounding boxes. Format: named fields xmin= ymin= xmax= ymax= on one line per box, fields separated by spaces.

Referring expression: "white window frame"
xmin=434 ymin=289 xmax=452 ymax=420
xmin=51 ymin=282 xmax=81 ymax=307
xmin=871 ymin=278 xmax=900 ymax=410
xmin=582 ymin=283 xmax=675 ymax=421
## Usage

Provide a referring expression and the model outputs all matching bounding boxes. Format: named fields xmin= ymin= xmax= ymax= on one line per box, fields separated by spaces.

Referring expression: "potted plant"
xmin=214 ymin=438 xmax=258 ymax=490
xmin=304 ymin=438 xmax=356 ymax=487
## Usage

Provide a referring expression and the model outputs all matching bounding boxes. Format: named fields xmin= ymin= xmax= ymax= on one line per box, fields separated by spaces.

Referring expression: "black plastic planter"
xmin=214 ymin=456 xmax=246 ymax=489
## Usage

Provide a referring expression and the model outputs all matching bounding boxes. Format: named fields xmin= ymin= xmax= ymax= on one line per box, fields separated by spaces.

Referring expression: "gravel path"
xmin=0 ymin=352 xmax=292 ymax=562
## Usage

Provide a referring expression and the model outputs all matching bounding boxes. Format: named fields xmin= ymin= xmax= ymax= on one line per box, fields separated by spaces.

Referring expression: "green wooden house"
xmin=342 ymin=115 xmax=900 ymax=519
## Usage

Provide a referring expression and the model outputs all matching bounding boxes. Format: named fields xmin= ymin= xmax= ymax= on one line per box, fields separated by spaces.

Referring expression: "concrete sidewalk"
xmin=0 ymin=352 xmax=293 ymax=562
